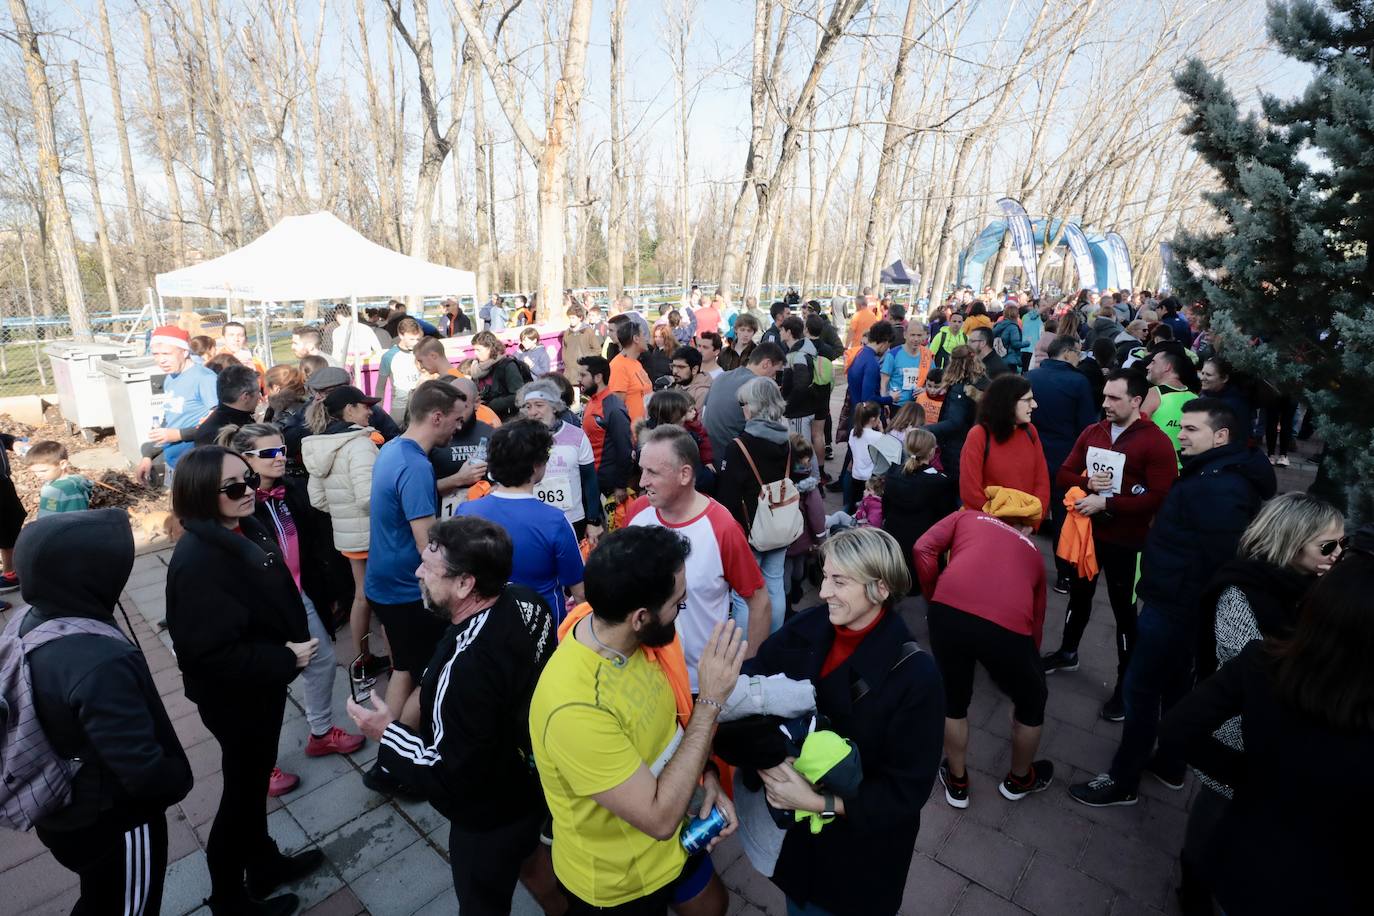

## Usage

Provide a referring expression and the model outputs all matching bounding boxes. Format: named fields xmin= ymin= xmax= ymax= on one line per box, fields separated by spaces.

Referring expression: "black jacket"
xmin=926 ymin=384 xmax=977 ymax=485
xmin=782 ymin=342 xmax=817 ymax=419
xmin=1136 ymin=443 xmax=1276 ymax=627
xmin=1196 ymin=559 xmax=1312 ymax=680
xmin=166 ymin=516 xmax=309 ymax=705
xmin=716 ymin=426 xmax=790 ymax=534
xmin=252 ymin=475 xmax=338 ymax=618
xmin=1158 ymin=641 xmax=1373 ymax=916
xmin=20 ymin=510 xmax=192 ymax=832
xmin=193 ymin=402 xmax=256 ymax=446
xmin=377 ymin=586 xmax=554 ymax=829
xmin=882 ymin=465 xmax=957 ymax=591
xmin=477 ymin=357 xmax=529 ymax=419
xmin=1026 ymin=358 xmax=1099 ymax=479
xmin=741 ymin=607 xmax=944 ymax=916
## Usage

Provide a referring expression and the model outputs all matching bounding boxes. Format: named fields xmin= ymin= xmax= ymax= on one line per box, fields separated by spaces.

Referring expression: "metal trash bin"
xmin=98 ymin=357 xmax=167 ymax=468
xmin=44 ymin=340 xmax=141 ymax=438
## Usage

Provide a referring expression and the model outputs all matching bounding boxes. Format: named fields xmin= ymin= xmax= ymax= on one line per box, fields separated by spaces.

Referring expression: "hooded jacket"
xmin=1027 ymin=358 xmax=1099 ymax=478
xmin=716 ymin=419 xmax=791 ymax=534
xmin=302 ymin=420 xmax=378 ymax=552
xmin=20 ymin=510 xmax=192 ymax=832
xmin=925 ymin=383 xmax=978 ymax=485
xmin=166 ymin=516 xmax=309 ymax=705
xmin=1199 ymin=558 xmax=1312 ymax=681
xmin=1135 ymin=443 xmax=1277 ymax=626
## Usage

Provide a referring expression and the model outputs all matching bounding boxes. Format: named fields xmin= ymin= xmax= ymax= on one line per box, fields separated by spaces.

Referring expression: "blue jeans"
xmin=732 ymin=546 xmax=787 ymax=638
xmin=1109 ymin=604 xmax=1195 ymax=791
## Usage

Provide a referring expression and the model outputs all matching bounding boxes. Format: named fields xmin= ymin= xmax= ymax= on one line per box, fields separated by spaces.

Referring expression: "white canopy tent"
xmin=154 ymin=211 xmax=476 ymax=368
xmin=155 ymin=211 xmax=476 ymax=301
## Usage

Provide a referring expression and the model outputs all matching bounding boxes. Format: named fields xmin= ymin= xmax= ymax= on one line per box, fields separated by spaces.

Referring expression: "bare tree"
xmin=70 ymin=61 xmax=120 ymax=315
xmin=7 ymin=0 xmax=88 ymax=337
xmin=606 ymin=0 xmax=628 ymax=299
xmin=95 ymin=0 xmax=151 ymax=296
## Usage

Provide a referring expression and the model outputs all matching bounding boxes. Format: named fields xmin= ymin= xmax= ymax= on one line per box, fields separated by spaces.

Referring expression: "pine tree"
xmin=1169 ymin=0 xmax=1374 ymax=519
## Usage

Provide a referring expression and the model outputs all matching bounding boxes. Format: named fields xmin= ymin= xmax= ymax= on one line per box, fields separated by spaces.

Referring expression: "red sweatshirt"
xmin=915 ymin=511 xmax=1047 ymax=647
xmin=1055 ymin=417 xmax=1178 ymax=547
xmin=959 ymin=424 xmax=1051 ymax=529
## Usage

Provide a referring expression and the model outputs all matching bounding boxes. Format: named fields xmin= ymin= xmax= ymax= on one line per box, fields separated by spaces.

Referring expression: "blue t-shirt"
xmin=879 ymin=347 xmax=927 ymax=404
xmin=365 ymin=437 xmax=438 ymax=604
xmin=158 ymin=362 xmax=219 ymax=470
xmin=457 ymin=491 xmax=584 ymax=622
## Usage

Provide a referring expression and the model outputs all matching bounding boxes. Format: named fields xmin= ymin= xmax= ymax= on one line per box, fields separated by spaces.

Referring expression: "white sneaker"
xmin=1276 ymin=455 xmax=1290 ymax=468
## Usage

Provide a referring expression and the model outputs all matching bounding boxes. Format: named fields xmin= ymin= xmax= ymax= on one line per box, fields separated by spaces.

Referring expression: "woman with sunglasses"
xmin=1175 ymin=492 xmax=1343 ymax=915
xmin=1159 ymin=545 xmax=1374 ymax=916
xmin=221 ymin=423 xmax=366 ymax=791
xmin=165 ymin=446 xmax=324 ymax=915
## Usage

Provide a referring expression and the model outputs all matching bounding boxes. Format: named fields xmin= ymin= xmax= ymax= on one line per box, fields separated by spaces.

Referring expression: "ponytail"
xmin=902 ymin=428 xmax=937 ymax=475
xmin=306 ymin=398 xmax=332 ymax=435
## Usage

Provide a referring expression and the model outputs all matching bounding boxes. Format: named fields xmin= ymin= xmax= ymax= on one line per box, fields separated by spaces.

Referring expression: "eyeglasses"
xmin=242 ymin=446 xmax=287 ymax=459
xmin=1316 ymin=536 xmax=1349 ymax=557
xmin=218 ymin=472 xmax=260 ymax=500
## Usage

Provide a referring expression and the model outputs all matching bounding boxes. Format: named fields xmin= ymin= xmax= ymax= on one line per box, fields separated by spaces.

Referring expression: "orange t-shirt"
xmin=475 ymin=404 xmax=502 ymax=428
xmin=608 ymin=353 xmax=651 ymax=425
xmin=848 ymin=307 xmax=880 ymax=348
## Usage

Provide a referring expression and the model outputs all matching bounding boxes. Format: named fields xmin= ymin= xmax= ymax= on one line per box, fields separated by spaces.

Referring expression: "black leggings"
xmin=1264 ymin=398 xmax=1294 ymax=456
xmin=197 ymin=690 xmax=288 ymax=898
xmin=1057 ymin=540 xmax=1140 ymax=689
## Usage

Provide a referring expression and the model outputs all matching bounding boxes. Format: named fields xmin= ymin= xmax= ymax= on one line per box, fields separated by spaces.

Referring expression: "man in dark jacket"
xmin=22 ymin=510 xmax=192 ymax=914
xmin=1042 ymin=370 xmax=1178 ymax=720
xmin=1070 ymin=398 xmax=1275 ymax=807
xmin=350 ymin=516 xmax=557 ymax=915
xmin=193 ymin=363 xmax=262 ymax=445
xmin=1027 ymin=335 xmax=1100 ymax=588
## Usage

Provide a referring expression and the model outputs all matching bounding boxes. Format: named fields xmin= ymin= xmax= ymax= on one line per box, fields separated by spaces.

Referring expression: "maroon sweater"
xmin=915 ymin=511 xmax=1047 ymax=647
xmin=1056 ymin=417 xmax=1178 ymax=547
xmin=959 ymin=424 xmax=1051 ymax=530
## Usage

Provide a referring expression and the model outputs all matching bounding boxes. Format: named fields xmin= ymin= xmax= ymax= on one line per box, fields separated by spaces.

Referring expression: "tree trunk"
xmin=606 ymin=0 xmax=627 ymax=300
xmin=71 ymin=62 xmax=121 ymax=315
xmin=140 ymin=9 xmax=186 ymax=270
xmin=355 ymin=0 xmax=400 ymax=248
xmin=10 ymin=0 xmax=89 ymax=338
xmin=471 ymin=64 xmax=494 ymax=305
xmin=856 ymin=0 xmax=920 ymax=291
xmin=96 ymin=0 xmax=151 ymax=296
xmin=188 ymin=0 xmax=238 ymax=249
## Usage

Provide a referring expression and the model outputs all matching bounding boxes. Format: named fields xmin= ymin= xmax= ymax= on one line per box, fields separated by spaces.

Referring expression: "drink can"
xmin=680 ymin=805 xmax=727 ymax=855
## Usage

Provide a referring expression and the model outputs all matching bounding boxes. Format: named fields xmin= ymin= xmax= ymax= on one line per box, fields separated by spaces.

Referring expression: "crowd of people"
xmin=2 ymin=283 xmax=1368 ymax=916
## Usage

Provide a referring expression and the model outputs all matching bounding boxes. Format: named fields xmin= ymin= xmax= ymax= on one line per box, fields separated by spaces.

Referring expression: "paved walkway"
xmin=0 ymin=444 xmax=1320 ymax=916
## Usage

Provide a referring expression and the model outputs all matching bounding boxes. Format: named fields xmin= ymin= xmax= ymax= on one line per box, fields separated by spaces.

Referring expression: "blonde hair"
xmin=1237 ymin=493 xmax=1342 ymax=569
xmin=902 ymin=428 xmax=937 ymax=474
xmin=821 ymin=527 xmax=910 ymax=607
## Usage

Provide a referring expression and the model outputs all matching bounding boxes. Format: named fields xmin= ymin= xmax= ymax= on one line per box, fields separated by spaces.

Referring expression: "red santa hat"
xmin=150 ymin=325 xmax=190 ymax=351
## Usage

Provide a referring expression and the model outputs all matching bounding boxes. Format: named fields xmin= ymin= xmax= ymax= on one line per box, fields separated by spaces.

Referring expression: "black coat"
xmin=741 ymin=607 xmax=945 ymax=916
xmin=1136 ymin=443 xmax=1276 ymax=628
xmin=1026 ymin=358 xmax=1099 ymax=479
xmin=166 ymin=516 xmax=309 ymax=705
xmin=252 ymin=475 xmax=339 ymax=620
xmin=477 ymin=357 xmax=528 ymax=419
xmin=881 ymin=465 xmax=957 ymax=591
xmin=926 ymin=384 xmax=977 ymax=485
xmin=716 ymin=428 xmax=790 ymax=534
xmin=1196 ymin=558 xmax=1312 ymax=680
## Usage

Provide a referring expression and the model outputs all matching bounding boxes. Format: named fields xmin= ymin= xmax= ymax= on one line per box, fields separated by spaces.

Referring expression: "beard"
xmin=420 ymin=581 xmax=451 ymax=621
xmin=637 ymin=612 xmax=677 ymax=648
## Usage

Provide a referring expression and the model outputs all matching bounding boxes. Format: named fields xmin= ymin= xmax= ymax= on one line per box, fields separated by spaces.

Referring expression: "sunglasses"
xmin=219 ymin=471 xmax=261 ymax=500
xmin=243 ymin=446 xmax=287 ymax=459
xmin=1316 ymin=536 xmax=1349 ymax=557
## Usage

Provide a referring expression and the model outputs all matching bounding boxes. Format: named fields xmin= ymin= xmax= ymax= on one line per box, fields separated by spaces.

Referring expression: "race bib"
xmin=900 ymin=367 xmax=922 ymax=390
xmin=535 ymin=477 xmax=573 ymax=511
xmin=440 ymin=491 xmax=464 ymax=518
xmin=1086 ymin=446 xmax=1126 ymax=495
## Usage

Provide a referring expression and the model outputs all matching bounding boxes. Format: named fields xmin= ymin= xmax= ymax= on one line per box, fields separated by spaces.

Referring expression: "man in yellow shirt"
xmin=529 ymin=525 xmax=744 ymax=913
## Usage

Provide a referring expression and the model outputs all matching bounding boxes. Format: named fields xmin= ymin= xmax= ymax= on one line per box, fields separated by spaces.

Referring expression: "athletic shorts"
xmin=813 ymin=384 xmax=833 ymax=419
xmin=787 ymin=415 xmax=815 ymax=439
xmin=366 ymin=598 xmax=446 ymax=675
xmin=0 ymin=475 xmax=25 ymax=549
xmin=927 ymin=601 xmax=1047 ymax=727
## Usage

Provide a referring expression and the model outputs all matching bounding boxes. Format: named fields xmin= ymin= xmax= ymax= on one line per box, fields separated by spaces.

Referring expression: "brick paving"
xmin=0 ymin=428 xmax=1320 ymax=916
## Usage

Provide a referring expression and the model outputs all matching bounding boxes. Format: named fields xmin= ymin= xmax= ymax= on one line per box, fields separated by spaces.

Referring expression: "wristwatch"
xmin=821 ymin=792 xmax=836 ymax=819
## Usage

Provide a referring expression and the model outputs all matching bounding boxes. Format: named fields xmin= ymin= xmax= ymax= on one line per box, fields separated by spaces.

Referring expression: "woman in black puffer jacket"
xmin=924 ymin=346 xmax=985 ymax=489
xmin=165 ymin=446 xmax=324 ymax=915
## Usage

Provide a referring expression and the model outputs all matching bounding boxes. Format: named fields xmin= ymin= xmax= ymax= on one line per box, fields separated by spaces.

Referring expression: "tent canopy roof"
xmin=155 ymin=212 xmax=477 ymax=301
xmin=880 ymin=259 xmax=918 ymax=285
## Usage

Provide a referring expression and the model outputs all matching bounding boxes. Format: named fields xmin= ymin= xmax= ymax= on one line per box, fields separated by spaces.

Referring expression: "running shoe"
xmin=267 ymin=766 xmax=300 ymax=797
xmin=1053 ymin=575 xmax=1071 ymax=595
xmin=1069 ymin=773 xmax=1138 ymax=807
xmin=1146 ymin=756 xmax=1186 ymax=791
xmin=1000 ymin=760 xmax=1054 ymax=800
xmin=1276 ymin=455 xmax=1290 ymax=468
xmin=305 ymin=726 xmax=365 ymax=757
xmin=247 ymin=849 xmax=324 ymax=899
xmin=0 ymin=571 xmax=19 ymax=593
xmin=1100 ymin=693 xmax=1126 ymax=722
xmin=938 ymin=759 xmax=969 ymax=809
xmin=1041 ymin=649 xmax=1079 ymax=674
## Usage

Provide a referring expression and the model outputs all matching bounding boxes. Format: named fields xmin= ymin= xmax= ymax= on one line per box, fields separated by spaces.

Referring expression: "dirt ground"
xmin=0 ymin=410 xmax=169 ymax=530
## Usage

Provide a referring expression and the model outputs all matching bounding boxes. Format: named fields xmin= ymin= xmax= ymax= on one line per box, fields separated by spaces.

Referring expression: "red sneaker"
xmin=305 ymin=726 xmax=365 ymax=758
xmin=267 ymin=766 xmax=300 ymax=797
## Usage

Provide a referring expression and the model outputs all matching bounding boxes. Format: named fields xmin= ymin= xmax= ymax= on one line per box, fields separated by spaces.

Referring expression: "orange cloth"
xmin=847 ymin=306 xmax=879 ymax=348
xmin=1054 ymin=487 xmax=1099 ymax=580
xmin=475 ymin=404 xmax=502 ymax=428
xmin=466 ymin=479 xmax=492 ymax=502
xmin=608 ymin=353 xmax=651 ymax=425
xmin=962 ymin=314 xmax=993 ymax=335
xmin=915 ymin=391 xmax=944 ymax=425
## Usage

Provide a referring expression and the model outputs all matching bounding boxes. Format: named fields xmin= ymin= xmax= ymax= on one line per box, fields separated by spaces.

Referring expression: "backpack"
xmin=0 ymin=613 xmax=131 ymax=831
xmin=813 ymin=354 xmax=835 ymax=387
xmin=508 ymin=355 xmax=536 ymax=384
xmin=732 ymin=438 xmax=804 ymax=551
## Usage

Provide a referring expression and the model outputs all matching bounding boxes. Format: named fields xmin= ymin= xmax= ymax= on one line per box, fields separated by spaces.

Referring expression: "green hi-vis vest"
xmin=1151 ymin=384 xmax=1193 ymax=468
